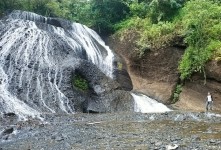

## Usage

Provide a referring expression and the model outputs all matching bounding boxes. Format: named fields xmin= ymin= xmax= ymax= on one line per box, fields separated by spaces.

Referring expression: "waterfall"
xmin=131 ymin=93 xmax=171 ymax=113
xmin=0 ymin=10 xmax=115 ymax=119
xmin=0 ymin=67 xmax=41 ymax=120
xmin=0 ymin=10 xmax=171 ymax=119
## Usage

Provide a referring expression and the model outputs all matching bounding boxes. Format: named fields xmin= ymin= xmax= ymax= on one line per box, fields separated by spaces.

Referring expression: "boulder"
xmin=72 ymin=61 xmax=134 ymax=113
xmin=112 ymin=55 xmax=133 ymax=91
xmin=83 ymin=90 xmax=134 ymax=113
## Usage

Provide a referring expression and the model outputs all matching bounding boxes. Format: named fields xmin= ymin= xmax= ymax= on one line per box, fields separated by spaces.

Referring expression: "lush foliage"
xmin=89 ymin=0 xmax=130 ymax=34
xmin=147 ymin=0 xmax=186 ymax=23
xmin=178 ymin=0 xmax=221 ymax=80
xmin=0 ymin=0 xmax=129 ymax=35
xmin=116 ymin=0 xmax=221 ymax=80
xmin=115 ymin=0 xmax=184 ymax=57
xmin=73 ymin=74 xmax=89 ymax=91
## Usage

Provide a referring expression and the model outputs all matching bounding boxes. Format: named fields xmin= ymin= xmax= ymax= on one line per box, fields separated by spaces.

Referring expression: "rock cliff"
xmin=107 ymin=32 xmax=221 ymax=113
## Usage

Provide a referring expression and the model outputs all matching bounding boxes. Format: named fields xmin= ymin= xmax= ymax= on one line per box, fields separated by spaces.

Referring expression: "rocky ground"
xmin=0 ymin=111 xmax=221 ymax=150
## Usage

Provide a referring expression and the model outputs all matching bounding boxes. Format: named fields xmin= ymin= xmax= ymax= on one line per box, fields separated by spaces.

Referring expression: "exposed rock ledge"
xmin=107 ymin=33 xmax=221 ymax=113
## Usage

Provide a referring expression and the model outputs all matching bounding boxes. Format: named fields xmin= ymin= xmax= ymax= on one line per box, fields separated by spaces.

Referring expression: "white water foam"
xmin=131 ymin=93 xmax=171 ymax=113
xmin=0 ymin=11 xmax=115 ymax=119
xmin=68 ymin=23 xmax=114 ymax=78
xmin=0 ymin=67 xmax=41 ymax=120
xmin=205 ymin=112 xmax=221 ymax=118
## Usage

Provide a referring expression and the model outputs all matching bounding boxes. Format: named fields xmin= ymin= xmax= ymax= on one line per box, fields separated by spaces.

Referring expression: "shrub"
xmin=116 ymin=18 xmax=176 ymax=58
xmin=178 ymin=0 xmax=221 ymax=80
xmin=73 ymin=74 xmax=89 ymax=91
xmin=172 ymin=84 xmax=182 ymax=103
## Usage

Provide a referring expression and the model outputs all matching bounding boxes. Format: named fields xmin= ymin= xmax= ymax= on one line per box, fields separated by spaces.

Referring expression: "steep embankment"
xmin=107 ymin=32 xmax=221 ymax=113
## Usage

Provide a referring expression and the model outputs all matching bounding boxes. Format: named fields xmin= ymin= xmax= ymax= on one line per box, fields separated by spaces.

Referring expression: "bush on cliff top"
xmin=178 ymin=0 xmax=221 ymax=80
xmin=115 ymin=0 xmax=221 ymax=81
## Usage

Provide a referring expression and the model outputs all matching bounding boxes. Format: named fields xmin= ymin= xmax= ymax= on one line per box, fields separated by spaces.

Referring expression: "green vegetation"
xmin=115 ymin=0 xmax=221 ymax=81
xmin=117 ymin=62 xmax=123 ymax=70
xmin=73 ymin=74 xmax=89 ymax=91
xmin=172 ymin=84 xmax=182 ymax=103
xmin=0 ymin=0 xmax=129 ymax=35
xmin=114 ymin=0 xmax=186 ymax=58
xmin=178 ymin=0 xmax=221 ymax=80
xmin=1 ymin=0 xmax=221 ymax=81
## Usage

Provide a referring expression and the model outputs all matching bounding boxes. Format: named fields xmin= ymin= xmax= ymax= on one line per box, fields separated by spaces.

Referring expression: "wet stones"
xmin=1 ymin=127 xmax=13 ymax=136
xmin=0 ymin=127 xmax=14 ymax=141
xmin=0 ymin=112 xmax=221 ymax=149
xmin=1 ymin=113 xmax=18 ymax=126
xmin=3 ymin=112 xmax=16 ymax=117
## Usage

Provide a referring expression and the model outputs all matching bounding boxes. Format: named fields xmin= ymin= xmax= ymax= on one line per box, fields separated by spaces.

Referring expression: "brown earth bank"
xmin=106 ymin=32 xmax=221 ymax=113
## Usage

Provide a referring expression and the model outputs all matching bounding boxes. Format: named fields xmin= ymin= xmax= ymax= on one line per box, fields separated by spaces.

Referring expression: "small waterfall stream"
xmin=131 ymin=93 xmax=171 ymax=113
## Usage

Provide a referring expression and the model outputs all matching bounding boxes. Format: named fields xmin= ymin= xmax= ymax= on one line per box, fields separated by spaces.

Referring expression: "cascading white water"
xmin=68 ymin=23 xmax=114 ymax=78
xmin=131 ymin=93 xmax=171 ymax=113
xmin=0 ymin=10 xmax=115 ymax=119
xmin=0 ymin=67 xmax=41 ymax=120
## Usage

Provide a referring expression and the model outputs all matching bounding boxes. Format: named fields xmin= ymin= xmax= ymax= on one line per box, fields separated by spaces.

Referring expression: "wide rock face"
xmin=107 ymin=33 xmax=183 ymax=104
xmin=108 ymin=33 xmax=221 ymax=112
xmin=173 ymin=62 xmax=221 ymax=112
xmin=0 ymin=10 xmax=133 ymax=118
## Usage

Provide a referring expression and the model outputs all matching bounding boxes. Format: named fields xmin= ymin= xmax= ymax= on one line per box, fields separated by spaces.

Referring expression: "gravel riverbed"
xmin=0 ymin=111 xmax=221 ymax=150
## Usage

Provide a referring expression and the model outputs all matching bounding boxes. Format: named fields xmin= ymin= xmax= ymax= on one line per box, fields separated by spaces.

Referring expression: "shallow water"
xmin=1 ymin=111 xmax=221 ymax=150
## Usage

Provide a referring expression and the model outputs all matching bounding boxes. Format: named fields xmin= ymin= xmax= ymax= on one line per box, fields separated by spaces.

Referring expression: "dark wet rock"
xmin=0 ymin=10 xmax=134 ymax=116
xmin=69 ymin=60 xmax=135 ymax=113
xmin=1 ymin=127 xmax=13 ymax=136
xmin=113 ymin=55 xmax=133 ymax=91
xmin=83 ymin=90 xmax=134 ymax=113
xmin=3 ymin=112 xmax=16 ymax=118
xmin=1 ymin=113 xmax=18 ymax=126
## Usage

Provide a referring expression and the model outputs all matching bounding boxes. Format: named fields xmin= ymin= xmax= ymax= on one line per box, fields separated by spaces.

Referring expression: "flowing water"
xmin=131 ymin=93 xmax=171 ymax=113
xmin=0 ymin=10 xmax=115 ymax=119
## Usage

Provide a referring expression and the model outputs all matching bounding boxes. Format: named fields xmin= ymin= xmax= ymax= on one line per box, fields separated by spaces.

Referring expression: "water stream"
xmin=131 ymin=93 xmax=171 ymax=113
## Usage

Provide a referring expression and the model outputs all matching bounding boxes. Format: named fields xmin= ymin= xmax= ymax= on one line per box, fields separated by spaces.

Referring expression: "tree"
xmin=90 ymin=0 xmax=130 ymax=35
xmin=148 ymin=0 xmax=187 ymax=23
